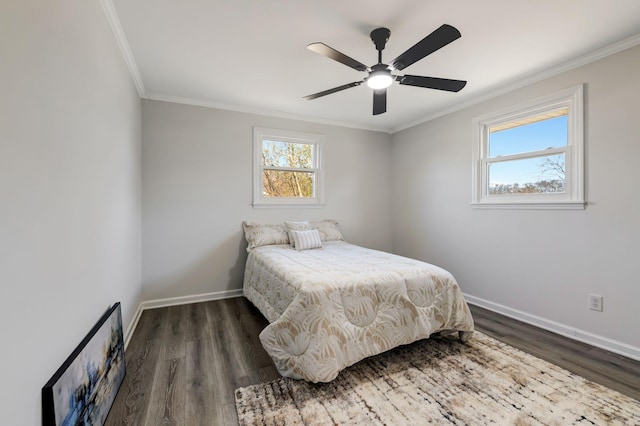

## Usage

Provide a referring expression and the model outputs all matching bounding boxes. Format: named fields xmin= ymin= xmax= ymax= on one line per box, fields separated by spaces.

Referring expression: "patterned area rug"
xmin=235 ymin=332 xmax=640 ymax=425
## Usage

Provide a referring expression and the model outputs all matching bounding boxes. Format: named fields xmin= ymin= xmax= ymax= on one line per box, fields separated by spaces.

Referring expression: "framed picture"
xmin=42 ymin=302 xmax=126 ymax=426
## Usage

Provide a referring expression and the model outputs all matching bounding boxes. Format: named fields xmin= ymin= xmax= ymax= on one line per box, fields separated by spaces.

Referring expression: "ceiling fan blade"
xmin=390 ymin=24 xmax=461 ymax=71
xmin=303 ymin=81 xmax=363 ymax=100
xmin=307 ymin=43 xmax=368 ymax=72
xmin=398 ymin=75 xmax=467 ymax=92
xmin=373 ymin=89 xmax=387 ymax=115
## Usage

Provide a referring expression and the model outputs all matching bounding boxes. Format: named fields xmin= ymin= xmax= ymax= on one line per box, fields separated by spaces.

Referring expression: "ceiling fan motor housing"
xmin=370 ymin=27 xmax=391 ymax=51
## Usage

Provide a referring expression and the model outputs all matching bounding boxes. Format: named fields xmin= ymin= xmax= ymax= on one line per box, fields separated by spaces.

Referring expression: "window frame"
xmin=471 ymin=84 xmax=585 ymax=210
xmin=253 ymin=127 xmax=325 ymax=208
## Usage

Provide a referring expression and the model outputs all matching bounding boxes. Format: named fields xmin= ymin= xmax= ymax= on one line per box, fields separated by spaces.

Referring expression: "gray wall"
xmin=0 ymin=1 xmax=142 ymax=424
xmin=141 ymin=100 xmax=392 ymax=301
xmin=391 ymin=45 xmax=640 ymax=351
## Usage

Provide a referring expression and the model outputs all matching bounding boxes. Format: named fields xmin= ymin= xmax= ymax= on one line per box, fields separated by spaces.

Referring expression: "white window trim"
xmin=471 ymin=84 xmax=585 ymax=210
xmin=253 ymin=127 xmax=325 ymax=208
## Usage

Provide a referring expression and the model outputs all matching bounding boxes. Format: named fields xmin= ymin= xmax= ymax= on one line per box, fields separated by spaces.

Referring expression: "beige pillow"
xmin=289 ymin=229 xmax=323 ymax=251
xmin=311 ymin=220 xmax=344 ymax=242
xmin=242 ymin=221 xmax=289 ymax=252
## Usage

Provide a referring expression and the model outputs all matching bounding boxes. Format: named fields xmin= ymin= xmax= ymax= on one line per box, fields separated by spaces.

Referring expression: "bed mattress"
xmin=243 ymin=241 xmax=474 ymax=382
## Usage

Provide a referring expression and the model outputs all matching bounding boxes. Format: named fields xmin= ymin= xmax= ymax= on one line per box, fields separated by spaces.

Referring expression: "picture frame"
xmin=42 ymin=302 xmax=126 ymax=426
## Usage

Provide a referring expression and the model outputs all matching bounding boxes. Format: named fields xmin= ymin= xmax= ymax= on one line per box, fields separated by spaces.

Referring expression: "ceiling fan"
xmin=304 ymin=24 xmax=467 ymax=115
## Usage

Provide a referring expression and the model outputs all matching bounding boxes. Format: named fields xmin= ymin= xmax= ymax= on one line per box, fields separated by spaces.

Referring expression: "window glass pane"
xmin=489 ymin=109 xmax=568 ymax=158
xmin=488 ymin=154 xmax=565 ymax=195
xmin=262 ymin=140 xmax=313 ymax=168
xmin=263 ymin=170 xmax=315 ymax=198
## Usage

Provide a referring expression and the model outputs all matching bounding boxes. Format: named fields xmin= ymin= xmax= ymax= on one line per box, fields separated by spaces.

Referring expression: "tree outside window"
xmin=253 ymin=128 xmax=324 ymax=207
xmin=262 ymin=140 xmax=314 ymax=198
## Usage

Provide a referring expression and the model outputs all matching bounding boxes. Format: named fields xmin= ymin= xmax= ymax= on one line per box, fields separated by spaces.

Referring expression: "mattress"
xmin=243 ymin=241 xmax=474 ymax=382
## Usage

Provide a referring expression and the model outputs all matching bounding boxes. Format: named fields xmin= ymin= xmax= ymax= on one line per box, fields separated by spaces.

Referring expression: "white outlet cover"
xmin=589 ymin=294 xmax=603 ymax=312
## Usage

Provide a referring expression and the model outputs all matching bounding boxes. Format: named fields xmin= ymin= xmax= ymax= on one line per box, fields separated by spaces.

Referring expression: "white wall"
xmin=142 ymin=100 xmax=392 ymax=301
xmin=0 ymin=1 xmax=142 ymax=424
xmin=391 ymin=45 xmax=640 ymax=354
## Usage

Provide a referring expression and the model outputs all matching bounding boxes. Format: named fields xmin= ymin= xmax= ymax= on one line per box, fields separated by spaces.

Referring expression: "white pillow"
xmin=284 ymin=220 xmax=311 ymax=248
xmin=289 ymin=229 xmax=323 ymax=251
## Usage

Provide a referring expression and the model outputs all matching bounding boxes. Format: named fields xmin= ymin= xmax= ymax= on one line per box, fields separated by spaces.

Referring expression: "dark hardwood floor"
xmin=470 ymin=305 xmax=640 ymax=401
xmin=105 ymin=298 xmax=640 ymax=425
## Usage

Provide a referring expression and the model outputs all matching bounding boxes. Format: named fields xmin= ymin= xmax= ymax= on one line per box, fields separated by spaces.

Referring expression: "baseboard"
xmin=123 ymin=288 xmax=244 ymax=349
xmin=464 ymin=293 xmax=640 ymax=362
xmin=123 ymin=302 xmax=144 ymax=349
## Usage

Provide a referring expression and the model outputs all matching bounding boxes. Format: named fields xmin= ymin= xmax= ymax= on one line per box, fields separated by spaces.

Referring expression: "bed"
xmin=242 ymin=221 xmax=474 ymax=383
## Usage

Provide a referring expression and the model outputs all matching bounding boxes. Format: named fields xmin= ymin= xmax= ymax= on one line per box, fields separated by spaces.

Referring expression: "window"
xmin=253 ymin=127 xmax=324 ymax=207
xmin=471 ymin=85 xmax=584 ymax=209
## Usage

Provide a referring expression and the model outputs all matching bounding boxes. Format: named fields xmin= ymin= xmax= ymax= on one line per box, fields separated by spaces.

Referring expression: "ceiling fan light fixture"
xmin=367 ymin=69 xmax=393 ymax=89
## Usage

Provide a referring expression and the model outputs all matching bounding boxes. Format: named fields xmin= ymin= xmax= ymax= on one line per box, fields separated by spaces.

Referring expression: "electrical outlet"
xmin=589 ymin=294 xmax=603 ymax=312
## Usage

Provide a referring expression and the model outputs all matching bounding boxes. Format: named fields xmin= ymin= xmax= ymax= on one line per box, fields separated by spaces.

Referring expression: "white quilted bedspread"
xmin=243 ymin=241 xmax=474 ymax=382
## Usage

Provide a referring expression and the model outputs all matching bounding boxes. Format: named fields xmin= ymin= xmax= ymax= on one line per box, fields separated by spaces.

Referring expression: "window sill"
xmin=252 ymin=202 xmax=326 ymax=209
xmin=470 ymin=201 xmax=585 ymax=210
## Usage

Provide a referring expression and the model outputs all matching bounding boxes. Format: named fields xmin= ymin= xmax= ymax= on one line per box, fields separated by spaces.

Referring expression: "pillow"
xmin=284 ymin=220 xmax=311 ymax=230
xmin=284 ymin=220 xmax=312 ymax=248
xmin=242 ymin=221 xmax=289 ymax=252
xmin=289 ymin=229 xmax=323 ymax=251
xmin=311 ymin=220 xmax=344 ymax=242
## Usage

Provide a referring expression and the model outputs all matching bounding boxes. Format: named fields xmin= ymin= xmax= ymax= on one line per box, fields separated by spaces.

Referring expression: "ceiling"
xmin=109 ymin=0 xmax=640 ymax=133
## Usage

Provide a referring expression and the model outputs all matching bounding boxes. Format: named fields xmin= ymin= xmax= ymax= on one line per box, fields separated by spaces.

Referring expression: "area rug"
xmin=235 ymin=332 xmax=639 ymax=425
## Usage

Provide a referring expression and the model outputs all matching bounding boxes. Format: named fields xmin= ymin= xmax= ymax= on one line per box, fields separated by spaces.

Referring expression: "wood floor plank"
xmin=203 ymin=299 xmax=226 ymax=324
xmin=229 ymin=298 xmax=275 ymax=371
xmin=225 ymin=298 xmax=280 ymax=386
xmin=143 ymin=357 xmax=186 ymax=426
xmin=160 ymin=305 xmax=186 ymax=361
xmin=185 ymin=302 xmax=211 ymax=342
xmin=222 ymin=402 xmax=239 ymax=425
xmin=134 ymin=308 xmax=171 ymax=343
xmin=209 ymin=319 xmax=251 ymax=405
xmin=185 ymin=338 xmax=225 ymax=425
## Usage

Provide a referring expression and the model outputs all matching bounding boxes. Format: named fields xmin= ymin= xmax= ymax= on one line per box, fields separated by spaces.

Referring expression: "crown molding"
xmin=143 ymin=92 xmax=389 ymax=133
xmin=99 ymin=1 xmax=639 ymax=135
xmin=100 ymin=0 xmax=146 ymax=97
xmin=391 ymin=32 xmax=640 ymax=133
